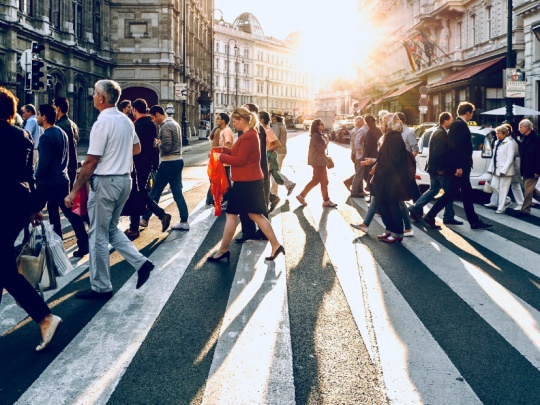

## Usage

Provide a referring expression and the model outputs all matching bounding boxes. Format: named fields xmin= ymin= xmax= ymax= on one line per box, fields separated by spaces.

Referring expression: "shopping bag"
xmin=43 ymin=221 xmax=74 ymax=276
xmin=483 ymin=181 xmax=493 ymax=193
xmin=72 ymin=184 xmax=88 ymax=216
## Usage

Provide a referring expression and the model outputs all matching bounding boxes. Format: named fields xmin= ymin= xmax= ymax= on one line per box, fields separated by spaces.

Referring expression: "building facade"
xmin=0 ymin=0 xmax=213 ymax=140
xmin=354 ymin=0 xmax=540 ymax=127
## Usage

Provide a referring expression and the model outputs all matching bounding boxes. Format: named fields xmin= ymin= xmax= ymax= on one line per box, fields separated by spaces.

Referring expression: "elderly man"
xmin=65 ymin=80 xmax=155 ymax=299
xmin=518 ymin=119 xmax=540 ymax=216
xmin=53 ymin=97 xmax=79 ymax=189
xmin=351 ymin=116 xmax=368 ymax=198
xmin=21 ymin=104 xmax=43 ymax=165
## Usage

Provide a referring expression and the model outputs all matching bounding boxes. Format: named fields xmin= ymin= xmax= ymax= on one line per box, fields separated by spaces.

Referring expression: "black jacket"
xmin=364 ymin=127 xmax=382 ymax=159
xmin=134 ymin=115 xmax=159 ymax=180
xmin=426 ymin=126 xmax=451 ymax=175
xmin=56 ymin=114 xmax=79 ymax=180
xmin=520 ymin=130 xmax=540 ymax=178
xmin=448 ymin=117 xmax=473 ymax=170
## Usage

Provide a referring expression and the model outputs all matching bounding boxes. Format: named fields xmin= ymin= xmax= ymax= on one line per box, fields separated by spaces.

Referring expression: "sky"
xmin=214 ymin=0 xmax=378 ymax=80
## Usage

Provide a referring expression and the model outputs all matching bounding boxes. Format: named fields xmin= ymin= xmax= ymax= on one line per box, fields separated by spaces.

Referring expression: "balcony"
xmin=416 ymin=0 xmax=468 ymax=24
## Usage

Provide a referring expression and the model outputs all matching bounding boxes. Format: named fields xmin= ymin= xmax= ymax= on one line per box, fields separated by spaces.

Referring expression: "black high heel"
xmin=265 ymin=245 xmax=285 ymax=261
xmin=207 ymin=251 xmax=230 ymax=263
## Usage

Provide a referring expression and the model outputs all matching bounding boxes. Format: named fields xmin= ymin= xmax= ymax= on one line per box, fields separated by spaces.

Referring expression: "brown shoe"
xmin=161 ymin=214 xmax=172 ymax=232
xmin=124 ymin=229 xmax=140 ymax=240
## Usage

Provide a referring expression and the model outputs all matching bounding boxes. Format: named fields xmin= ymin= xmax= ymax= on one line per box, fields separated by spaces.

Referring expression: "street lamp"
xmin=505 ymin=0 xmax=514 ymax=124
xmin=181 ymin=0 xmax=188 ymax=146
xmin=235 ymin=55 xmax=244 ymax=108
xmin=211 ymin=9 xmax=224 ymax=122
xmin=265 ymin=77 xmax=270 ymax=112
xmin=226 ymin=38 xmax=237 ymax=109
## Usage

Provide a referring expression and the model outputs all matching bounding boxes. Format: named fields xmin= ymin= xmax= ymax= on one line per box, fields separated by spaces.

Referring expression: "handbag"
xmin=483 ymin=181 xmax=493 ymax=193
xmin=72 ymin=183 xmax=89 ymax=216
xmin=326 ymin=156 xmax=335 ymax=169
xmin=43 ymin=221 xmax=74 ymax=277
xmin=17 ymin=223 xmax=58 ymax=298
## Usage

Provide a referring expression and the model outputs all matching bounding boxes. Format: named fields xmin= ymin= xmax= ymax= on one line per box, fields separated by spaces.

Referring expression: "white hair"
xmin=519 ymin=119 xmax=534 ymax=130
xmin=95 ymin=79 xmax=122 ymax=106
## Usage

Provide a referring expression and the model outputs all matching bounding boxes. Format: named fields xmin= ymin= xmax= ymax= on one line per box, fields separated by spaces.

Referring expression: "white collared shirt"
xmin=87 ymin=107 xmax=140 ymax=175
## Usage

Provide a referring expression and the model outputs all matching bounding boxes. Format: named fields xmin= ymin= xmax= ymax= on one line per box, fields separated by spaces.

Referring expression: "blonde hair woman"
xmin=209 ymin=107 xmax=284 ymax=262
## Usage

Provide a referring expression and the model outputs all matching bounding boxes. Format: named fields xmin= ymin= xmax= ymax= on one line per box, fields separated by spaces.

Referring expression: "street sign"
xmin=20 ymin=49 xmax=32 ymax=72
xmin=419 ymin=86 xmax=428 ymax=95
xmin=504 ymin=68 xmax=526 ymax=98
xmin=419 ymin=98 xmax=428 ymax=106
xmin=165 ymin=103 xmax=176 ymax=115
xmin=175 ymin=83 xmax=188 ymax=101
xmin=419 ymin=106 xmax=428 ymax=114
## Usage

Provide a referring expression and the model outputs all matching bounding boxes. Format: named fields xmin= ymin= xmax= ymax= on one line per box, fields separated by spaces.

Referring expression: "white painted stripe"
xmin=2 ymin=182 xmax=199 ymax=336
xmin=15 ymin=200 xmax=217 ymax=405
xmin=454 ymin=201 xmax=540 ymax=235
xmin=201 ymin=209 xmax=295 ymax=405
xmin=353 ymin=198 xmax=540 ymax=373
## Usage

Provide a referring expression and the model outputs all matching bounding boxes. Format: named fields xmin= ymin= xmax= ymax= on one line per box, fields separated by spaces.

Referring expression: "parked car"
xmin=413 ymin=122 xmax=437 ymax=139
xmin=303 ymin=118 xmax=314 ymax=130
xmin=334 ymin=123 xmax=354 ymax=143
xmin=415 ymin=126 xmax=494 ymax=192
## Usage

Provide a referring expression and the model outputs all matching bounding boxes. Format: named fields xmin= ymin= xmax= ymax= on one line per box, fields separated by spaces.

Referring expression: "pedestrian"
xmin=0 ymin=87 xmax=62 ymax=351
xmin=486 ymin=125 xmax=519 ymax=214
xmin=397 ymin=112 xmax=421 ymax=202
xmin=210 ymin=112 xmax=234 ymax=209
xmin=270 ymin=110 xmax=296 ymax=197
xmin=53 ymin=97 xmax=79 ymax=189
xmin=208 ymin=107 xmax=284 ymax=262
xmin=357 ymin=113 xmax=412 ymax=242
xmin=235 ymin=103 xmax=270 ymax=243
xmin=140 ymin=105 xmax=189 ymax=231
xmin=296 ymin=118 xmax=338 ymax=208
xmin=351 ymin=116 xmax=368 ymax=198
xmin=123 ymin=98 xmax=167 ymax=240
xmin=119 ymin=99 xmax=132 ymax=118
xmin=21 ymin=104 xmax=43 ymax=166
xmin=65 ymin=79 xmax=155 ymax=297
xmin=408 ymin=112 xmax=462 ymax=225
xmin=517 ymin=119 xmax=540 ymax=216
xmin=423 ymin=102 xmax=492 ymax=229
xmin=34 ymin=104 xmax=89 ymax=256
xmin=362 ymin=114 xmax=382 ymax=193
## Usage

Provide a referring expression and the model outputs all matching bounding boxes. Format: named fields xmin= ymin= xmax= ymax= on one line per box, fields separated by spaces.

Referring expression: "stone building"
xmin=213 ymin=13 xmax=309 ymax=123
xmin=0 ymin=0 xmax=213 ymax=140
xmin=355 ymin=0 xmax=540 ymax=127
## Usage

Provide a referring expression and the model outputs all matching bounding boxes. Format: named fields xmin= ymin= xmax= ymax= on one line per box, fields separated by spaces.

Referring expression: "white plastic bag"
xmin=483 ymin=181 xmax=493 ymax=193
xmin=43 ymin=221 xmax=74 ymax=276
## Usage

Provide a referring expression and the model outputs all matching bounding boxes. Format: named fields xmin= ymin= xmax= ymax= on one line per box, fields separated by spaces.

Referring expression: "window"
xmin=19 ymin=0 xmax=33 ymax=15
xmin=471 ymin=14 xmax=476 ymax=46
xmin=486 ymin=7 xmax=492 ymax=40
xmin=457 ymin=22 xmax=462 ymax=49
xmin=445 ymin=92 xmax=453 ymax=112
xmin=244 ymin=49 xmax=249 ymax=59
xmin=243 ymin=64 xmax=248 ymax=74
xmin=73 ymin=0 xmax=83 ymax=39
xmin=49 ymin=0 xmax=61 ymax=28
xmin=93 ymin=1 xmax=101 ymax=47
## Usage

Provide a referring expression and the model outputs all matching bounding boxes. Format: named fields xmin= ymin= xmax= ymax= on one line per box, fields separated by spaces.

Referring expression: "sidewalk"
xmin=77 ymin=137 xmax=211 ymax=163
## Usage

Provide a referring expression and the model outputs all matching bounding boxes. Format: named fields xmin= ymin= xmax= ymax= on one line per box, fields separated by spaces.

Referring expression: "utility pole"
xmin=505 ymin=0 xmax=514 ymax=124
xmin=181 ymin=0 xmax=188 ymax=145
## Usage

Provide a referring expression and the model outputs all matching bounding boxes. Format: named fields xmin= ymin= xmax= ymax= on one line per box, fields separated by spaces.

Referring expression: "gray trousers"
xmin=88 ymin=175 xmax=147 ymax=292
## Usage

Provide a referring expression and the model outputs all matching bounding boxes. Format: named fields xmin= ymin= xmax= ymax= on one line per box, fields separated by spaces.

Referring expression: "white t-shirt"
xmin=87 ymin=107 xmax=140 ymax=175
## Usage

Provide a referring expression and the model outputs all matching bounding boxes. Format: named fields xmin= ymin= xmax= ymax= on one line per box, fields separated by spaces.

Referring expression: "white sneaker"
xmin=504 ymin=197 xmax=512 ymax=207
xmin=171 ymin=222 xmax=190 ymax=231
xmin=139 ymin=218 xmax=148 ymax=227
xmin=513 ymin=205 xmax=523 ymax=211
xmin=484 ymin=203 xmax=498 ymax=208
xmin=495 ymin=210 xmax=504 ymax=214
xmin=286 ymin=183 xmax=296 ymax=196
xmin=351 ymin=223 xmax=369 ymax=233
xmin=403 ymin=229 xmax=414 ymax=237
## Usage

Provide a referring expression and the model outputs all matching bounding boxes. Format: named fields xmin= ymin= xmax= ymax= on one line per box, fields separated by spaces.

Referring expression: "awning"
xmin=355 ymin=97 xmax=371 ymax=111
xmin=430 ymin=57 xmax=504 ymax=89
xmin=372 ymin=90 xmax=395 ymax=105
xmin=481 ymin=104 xmax=540 ymax=116
xmin=386 ymin=81 xmax=423 ymax=99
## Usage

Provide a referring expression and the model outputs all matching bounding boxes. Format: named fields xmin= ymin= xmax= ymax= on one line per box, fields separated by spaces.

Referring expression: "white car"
xmin=415 ymin=126 xmax=495 ymax=191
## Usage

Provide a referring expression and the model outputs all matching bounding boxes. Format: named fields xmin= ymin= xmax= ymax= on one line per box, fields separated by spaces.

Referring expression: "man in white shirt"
xmin=65 ymin=80 xmax=155 ymax=299
xmin=351 ymin=116 xmax=368 ymax=197
xmin=21 ymin=104 xmax=43 ymax=165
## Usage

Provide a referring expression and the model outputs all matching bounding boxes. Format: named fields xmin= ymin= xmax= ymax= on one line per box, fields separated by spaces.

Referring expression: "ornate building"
xmin=0 ymin=0 xmax=213 ymax=139
xmin=354 ymin=0 xmax=540 ymax=126
xmin=213 ymin=13 xmax=309 ymax=122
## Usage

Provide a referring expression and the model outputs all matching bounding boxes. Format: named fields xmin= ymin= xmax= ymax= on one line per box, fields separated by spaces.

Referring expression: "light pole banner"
xmin=505 ymin=68 xmax=526 ymax=98
xmin=175 ymin=83 xmax=188 ymax=101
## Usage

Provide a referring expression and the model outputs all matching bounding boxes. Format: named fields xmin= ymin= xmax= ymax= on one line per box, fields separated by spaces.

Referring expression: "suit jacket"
xmin=426 ymin=126 xmax=451 ymax=175
xmin=520 ymin=130 xmax=540 ymax=178
xmin=448 ymin=117 xmax=473 ymax=170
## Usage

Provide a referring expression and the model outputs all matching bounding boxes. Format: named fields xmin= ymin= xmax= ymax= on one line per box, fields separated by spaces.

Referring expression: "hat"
xmin=272 ymin=109 xmax=284 ymax=117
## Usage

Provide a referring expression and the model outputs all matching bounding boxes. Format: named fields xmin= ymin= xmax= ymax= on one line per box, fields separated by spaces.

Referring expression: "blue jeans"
xmin=411 ymin=174 xmax=455 ymax=221
xmin=142 ymin=159 xmax=188 ymax=222
xmin=363 ymin=197 xmax=411 ymax=229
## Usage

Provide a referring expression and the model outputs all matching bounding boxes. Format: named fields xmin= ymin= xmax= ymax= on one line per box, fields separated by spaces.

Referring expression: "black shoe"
xmin=136 ymin=260 xmax=155 ymax=289
xmin=443 ymin=219 xmax=463 ymax=225
xmin=408 ymin=207 xmax=420 ymax=222
xmin=161 ymin=214 xmax=172 ymax=232
xmin=76 ymin=288 xmax=113 ymax=300
xmin=207 ymin=251 xmax=231 ymax=263
xmin=73 ymin=245 xmax=89 ymax=257
xmin=250 ymin=230 xmax=268 ymax=241
xmin=235 ymin=233 xmax=254 ymax=244
xmin=265 ymin=245 xmax=285 ymax=261
xmin=422 ymin=215 xmax=441 ymax=229
xmin=470 ymin=221 xmax=493 ymax=230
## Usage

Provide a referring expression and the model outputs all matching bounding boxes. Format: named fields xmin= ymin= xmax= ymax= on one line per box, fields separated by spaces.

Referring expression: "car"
xmin=415 ymin=126 xmax=494 ymax=192
xmin=303 ymin=118 xmax=314 ymax=130
xmin=413 ymin=122 xmax=437 ymax=139
xmin=334 ymin=123 xmax=354 ymax=143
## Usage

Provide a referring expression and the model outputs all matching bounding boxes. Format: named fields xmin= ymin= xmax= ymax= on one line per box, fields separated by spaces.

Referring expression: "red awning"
xmin=372 ymin=90 xmax=395 ymax=105
xmin=385 ymin=81 xmax=423 ymax=99
xmin=355 ymin=97 xmax=371 ymax=111
xmin=430 ymin=58 xmax=504 ymax=89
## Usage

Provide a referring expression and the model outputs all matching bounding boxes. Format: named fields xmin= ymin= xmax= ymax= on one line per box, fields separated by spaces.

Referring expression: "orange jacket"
xmin=208 ymin=147 xmax=229 ymax=216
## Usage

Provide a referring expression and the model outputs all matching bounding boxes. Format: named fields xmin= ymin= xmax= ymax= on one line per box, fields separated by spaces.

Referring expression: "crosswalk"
xmin=2 ymin=163 xmax=540 ymax=404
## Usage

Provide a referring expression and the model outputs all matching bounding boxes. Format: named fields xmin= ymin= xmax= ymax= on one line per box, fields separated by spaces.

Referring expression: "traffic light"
xmin=31 ymin=59 xmax=45 ymax=90
xmin=32 ymin=42 xmax=45 ymax=53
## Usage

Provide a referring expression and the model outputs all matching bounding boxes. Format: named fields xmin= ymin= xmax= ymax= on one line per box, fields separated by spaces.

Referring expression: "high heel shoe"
xmin=382 ymin=236 xmax=403 ymax=243
xmin=207 ymin=251 xmax=230 ymax=263
xmin=265 ymin=245 xmax=285 ymax=261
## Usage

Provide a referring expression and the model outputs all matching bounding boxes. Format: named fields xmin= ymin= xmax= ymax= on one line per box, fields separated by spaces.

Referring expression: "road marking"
xmin=15 ymin=201 xmax=217 ymax=405
xmin=201 ymin=209 xmax=295 ymax=405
